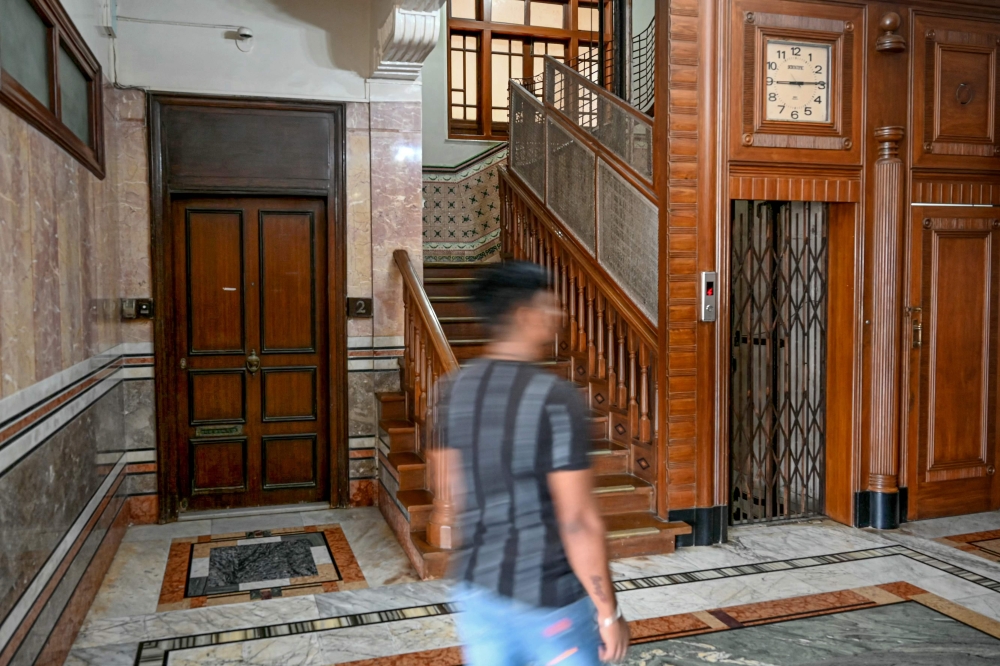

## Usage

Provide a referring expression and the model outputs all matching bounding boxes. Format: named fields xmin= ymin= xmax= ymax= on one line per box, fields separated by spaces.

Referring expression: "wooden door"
xmin=905 ymin=208 xmax=1000 ymax=519
xmin=169 ymin=197 xmax=330 ymax=511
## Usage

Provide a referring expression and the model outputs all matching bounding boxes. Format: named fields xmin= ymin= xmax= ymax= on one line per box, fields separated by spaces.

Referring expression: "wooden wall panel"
xmin=911 ymin=14 xmax=1000 ymax=171
xmin=656 ymin=0 xmax=702 ymax=515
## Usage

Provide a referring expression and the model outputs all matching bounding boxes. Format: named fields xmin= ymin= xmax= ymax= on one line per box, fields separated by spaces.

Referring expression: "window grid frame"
xmin=447 ymin=0 xmax=611 ymax=141
xmin=0 ymin=0 xmax=105 ymax=178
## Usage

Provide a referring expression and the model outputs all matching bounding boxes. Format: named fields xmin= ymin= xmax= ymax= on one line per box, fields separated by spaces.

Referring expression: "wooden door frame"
xmin=713 ymin=197 xmax=862 ymax=528
xmin=150 ymin=94 xmax=349 ymax=521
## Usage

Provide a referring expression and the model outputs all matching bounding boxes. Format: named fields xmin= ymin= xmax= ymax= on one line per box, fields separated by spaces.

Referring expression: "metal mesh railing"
xmin=631 ymin=17 xmax=655 ymax=113
xmin=545 ymin=57 xmax=653 ymax=182
xmin=516 ymin=45 xmax=607 ymax=101
xmin=597 ymin=160 xmax=658 ymax=319
xmin=546 ymin=118 xmax=597 ymax=252
xmin=509 ymin=84 xmax=547 ymax=199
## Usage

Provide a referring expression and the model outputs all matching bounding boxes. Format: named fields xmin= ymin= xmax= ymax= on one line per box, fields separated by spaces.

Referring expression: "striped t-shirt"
xmin=443 ymin=359 xmax=591 ymax=608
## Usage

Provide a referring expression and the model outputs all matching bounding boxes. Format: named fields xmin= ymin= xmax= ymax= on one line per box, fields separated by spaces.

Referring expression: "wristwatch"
xmin=599 ymin=604 xmax=623 ymax=628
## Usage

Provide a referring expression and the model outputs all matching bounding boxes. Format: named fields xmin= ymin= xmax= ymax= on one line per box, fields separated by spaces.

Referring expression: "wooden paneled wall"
xmin=659 ymin=0 xmax=1000 ymax=538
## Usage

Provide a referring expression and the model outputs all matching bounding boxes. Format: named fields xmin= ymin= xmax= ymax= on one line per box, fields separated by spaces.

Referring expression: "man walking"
xmin=441 ymin=261 xmax=629 ymax=665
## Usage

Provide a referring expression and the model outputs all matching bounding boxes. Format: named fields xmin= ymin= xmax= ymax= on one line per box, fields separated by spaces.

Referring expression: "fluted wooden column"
xmin=868 ymin=126 xmax=905 ymax=529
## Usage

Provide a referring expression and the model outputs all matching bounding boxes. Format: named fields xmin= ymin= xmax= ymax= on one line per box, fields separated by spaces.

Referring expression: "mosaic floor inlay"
xmin=157 ymin=525 xmax=366 ymax=611
xmin=937 ymin=529 xmax=1000 ymax=563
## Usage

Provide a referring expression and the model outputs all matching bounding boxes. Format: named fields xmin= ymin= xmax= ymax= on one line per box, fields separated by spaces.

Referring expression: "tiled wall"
xmin=422 ymin=149 xmax=507 ymax=263
xmin=0 ymin=85 xmax=150 ymax=666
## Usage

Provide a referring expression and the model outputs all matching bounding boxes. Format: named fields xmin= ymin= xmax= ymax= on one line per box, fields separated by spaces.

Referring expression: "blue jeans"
xmin=453 ymin=583 xmax=602 ymax=666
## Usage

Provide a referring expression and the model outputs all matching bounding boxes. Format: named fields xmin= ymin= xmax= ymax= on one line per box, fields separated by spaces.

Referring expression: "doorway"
xmin=729 ymin=200 xmax=829 ymax=524
xmin=167 ymin=197 xmax=330 ymax=512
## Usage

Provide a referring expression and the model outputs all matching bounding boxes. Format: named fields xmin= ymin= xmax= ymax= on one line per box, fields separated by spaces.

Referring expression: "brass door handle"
xmin=909 ymin=307 xmax=922 ymax=349
xmin=246 ymin=349 xmax=260 ymax=375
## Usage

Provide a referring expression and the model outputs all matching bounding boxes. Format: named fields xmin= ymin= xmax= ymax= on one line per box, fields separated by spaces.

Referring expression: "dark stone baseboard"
xmin=668 ymin=505 xmax=728 ymax=547
xmin=854 ymin=487 xmax=908 ymax=529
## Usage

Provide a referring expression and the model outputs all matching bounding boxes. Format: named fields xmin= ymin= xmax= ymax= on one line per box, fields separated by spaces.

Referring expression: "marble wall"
xmin=0 ymin=84 xmax=150 ymax=666
xmin=345 ymin=101 xmax=422 ymax=506
xmin=0 ymin=85 xmax=150 ymax=398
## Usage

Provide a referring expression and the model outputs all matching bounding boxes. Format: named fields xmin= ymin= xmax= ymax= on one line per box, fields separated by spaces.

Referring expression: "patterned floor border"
xmin=334 ymin=582 xmax=1000 ymax=666
xmin=936 ymin=529 xmax=1000 ymax=563
xmin=134 ymin=544 xmax=1000 ymax=665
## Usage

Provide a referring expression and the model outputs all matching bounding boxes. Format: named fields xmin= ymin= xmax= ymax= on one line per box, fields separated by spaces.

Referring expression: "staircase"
xmin=377 ymin=262 xmax=690 ymax=579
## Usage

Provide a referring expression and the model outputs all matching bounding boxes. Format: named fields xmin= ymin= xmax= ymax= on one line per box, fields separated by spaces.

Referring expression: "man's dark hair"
xmin=468 ymin=261 xmax=549 ymax=326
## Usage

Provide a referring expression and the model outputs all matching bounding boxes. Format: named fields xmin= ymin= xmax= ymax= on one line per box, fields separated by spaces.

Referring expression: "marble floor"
xmin=67 ymin=508 xmax=1000 ymax=665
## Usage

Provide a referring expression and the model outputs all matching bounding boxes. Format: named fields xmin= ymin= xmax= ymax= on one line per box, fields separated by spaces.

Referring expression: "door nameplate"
xmin=195 ymin=424 xmax=244 ymax=438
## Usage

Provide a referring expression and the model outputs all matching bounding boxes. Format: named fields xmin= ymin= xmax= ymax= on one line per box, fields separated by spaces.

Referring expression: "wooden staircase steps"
xmin=604 ymin=513 xmax=692 ymax=560
xmin=378 ymin=262 xmax=689 ymax=580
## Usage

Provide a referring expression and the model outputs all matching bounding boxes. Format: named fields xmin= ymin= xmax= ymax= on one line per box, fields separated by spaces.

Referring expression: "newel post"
xmin=427 ymin=365 xmax=457 ymax=550
xmin=868 ymin=126 xmax=905 ymax=529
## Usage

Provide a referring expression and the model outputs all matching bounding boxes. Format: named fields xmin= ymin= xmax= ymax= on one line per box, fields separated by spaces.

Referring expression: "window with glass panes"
xmin=447 ymin=0 xmax=610 ymax=140
xmin=0 ymin=0 xmax=105 ymax=176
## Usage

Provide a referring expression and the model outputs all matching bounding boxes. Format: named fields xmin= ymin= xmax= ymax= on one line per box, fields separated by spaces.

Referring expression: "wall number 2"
xmin=347 ymin=297 xmax=374 ymax=318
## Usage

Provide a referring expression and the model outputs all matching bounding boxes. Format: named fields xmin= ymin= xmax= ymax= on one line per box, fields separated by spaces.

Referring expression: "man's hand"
xmin=598 ymin=616 xmax=629 ymax=662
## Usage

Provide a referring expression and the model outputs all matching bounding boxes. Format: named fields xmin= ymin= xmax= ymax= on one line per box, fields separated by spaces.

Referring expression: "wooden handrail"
xmin=500 ymin=168 xmax=657 ymax=349
xmin=393 ymin=248 xmax=460 ymax=550
xmin=393 ymin=249 xmax=459 ymax=373
xmin=501 ymin=164 xmax=663 ymax=516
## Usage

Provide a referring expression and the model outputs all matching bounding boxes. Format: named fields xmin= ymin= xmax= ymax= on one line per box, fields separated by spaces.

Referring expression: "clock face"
xmin=764 ymin=40 xmax=831 ymax=123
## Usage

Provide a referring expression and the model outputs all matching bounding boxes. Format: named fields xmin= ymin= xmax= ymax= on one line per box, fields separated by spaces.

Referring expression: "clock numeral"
xmin=768 ymin=92 xmax=777 ymax=102
xmin=813 ymin=96 xmax=822 ymax=103
xmin=814 ymin=65 xmax=823 ymax=74
xmin=767 ymin=61 xmax=777 ymax=71
xmin=808 ymin=53 xmax=813 ymax=61
xmin=791 ymin=110 xmax=799 ymax=120
xmin=776 ymin=50 xmax=786 ymax=59
xmin=767 ymin=77 xmax=774 ymax=86
xmin=779 ymin=104 xmax=786 ymax=114
xmin=817 ymin=81 xmax=827 ymax=90
xmin=804 ymin=107 xmax=812 ymax=116
xmin=791 ymin=46 xmax=801 ymax=56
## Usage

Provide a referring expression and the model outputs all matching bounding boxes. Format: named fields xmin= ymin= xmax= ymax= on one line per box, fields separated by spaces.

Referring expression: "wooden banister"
xmin=393 ymin=249 xmax=459 ymax=549
xmin=501 ymin=166 xmax=664 ymax=516
xmin=500 ymin=169 xmax=657 ymax=350
xmin=394 ymin=250 xmax=460 ymax=375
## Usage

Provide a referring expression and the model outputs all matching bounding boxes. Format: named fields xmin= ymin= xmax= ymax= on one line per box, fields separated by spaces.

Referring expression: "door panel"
xmin=907 ymin=208 xmax=1000 ymax=519
xmin=260 ymin=211 xmax=316 ymax=352
xmin=191 ymin=439 xmax=248 ymax=493
xmin=189 ymin=370 xmax=246 ymax=424
xmin=262 ymin=368 xmax=317 ymax=421
xmin=186 ymin=211 xmax=245 ymax=353
xmin=171 ymin=197 xmax=330 ymax=511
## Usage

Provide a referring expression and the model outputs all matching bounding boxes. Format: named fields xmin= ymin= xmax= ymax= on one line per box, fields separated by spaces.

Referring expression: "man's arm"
xmin=548 ymin=469 xmax=629 ymax=662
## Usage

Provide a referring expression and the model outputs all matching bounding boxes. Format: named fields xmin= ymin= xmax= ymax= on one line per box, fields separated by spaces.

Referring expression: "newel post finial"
xmin=876 ymin=12 xmax=907 ymax=53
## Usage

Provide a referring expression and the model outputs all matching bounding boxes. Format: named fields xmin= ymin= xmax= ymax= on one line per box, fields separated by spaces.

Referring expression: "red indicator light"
xmin=707 ymin=287 xmax=714 ymax=296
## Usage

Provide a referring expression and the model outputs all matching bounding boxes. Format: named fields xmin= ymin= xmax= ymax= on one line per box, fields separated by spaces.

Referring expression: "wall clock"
xmin=729 ymin=0 xmax=864 ymax=164
xmin=764 ymin=40 xmax=831 ymax=123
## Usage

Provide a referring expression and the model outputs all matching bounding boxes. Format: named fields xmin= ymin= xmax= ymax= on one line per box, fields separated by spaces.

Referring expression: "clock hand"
xmin=774 ymin=81 xmax=821 ymax=86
